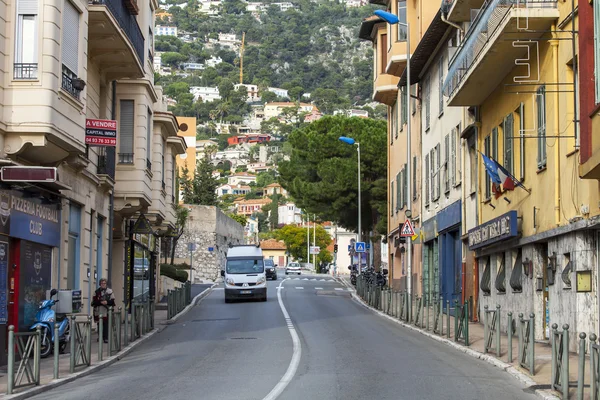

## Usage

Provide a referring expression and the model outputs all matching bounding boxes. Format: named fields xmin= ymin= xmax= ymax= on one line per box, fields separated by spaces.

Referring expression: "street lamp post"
xmin=373 ymin=9 xmax=412 ymax=321
xmin=339 ymin=137 xmax=361 ymax=247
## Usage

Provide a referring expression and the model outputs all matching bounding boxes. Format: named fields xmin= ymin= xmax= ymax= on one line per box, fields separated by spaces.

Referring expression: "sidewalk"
xmin=0 ymin=284 xmax=214 ymax=399
xmin=338 ymin=276 xmax=590 ymax=400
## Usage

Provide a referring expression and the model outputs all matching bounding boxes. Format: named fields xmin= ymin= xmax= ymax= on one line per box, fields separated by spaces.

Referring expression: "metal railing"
xmin=89 ymin=0 xmax=145 ymax=64
xmin=118 ymin=153 xmax=134 ymax=164
xmin=109 ymin=307 xmax=122 ymax=356
xmin=444 ymin=0 xmax=558 ymax=98
xmin=551 ymin=323 xmax=569 ymax=398
xmin=454 ymin=300 xmax=469 ymax=346
xmin=61 ymin=65 xmax=82 ymax=100
xmin=7 ymin=326 xmax=41 ymax=394
xmin=70 ymin=316 xmax=92 ymax=373
xmin=13 ymin=63 xmax=38 ymax=80
xmin=518 ymin=313 xmax=536 ymax=375
xmin=97 ymin=147 xmax=116 ymax=179
xmin=167 ymin=282 xmax=192 ymax=319
xmin=484 ymin=304 xmax=501 ymax=356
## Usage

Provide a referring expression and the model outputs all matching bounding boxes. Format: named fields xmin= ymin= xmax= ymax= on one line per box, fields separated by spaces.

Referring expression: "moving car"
xmin=264 ymin=259 xmax=277 ymax=280
xmin=221 ymin=245 xmax=267 ymax=303
xmin=285 ymin=262 xmax=301 ymax=275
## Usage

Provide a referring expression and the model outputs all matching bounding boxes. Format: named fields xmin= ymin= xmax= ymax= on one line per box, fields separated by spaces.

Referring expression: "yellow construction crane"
xmin=239 ymin=32 xmax=245 ymax=85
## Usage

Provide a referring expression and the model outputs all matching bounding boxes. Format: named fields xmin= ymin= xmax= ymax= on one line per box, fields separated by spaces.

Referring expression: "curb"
xmin=1 ymin=285 xmax=216 ymax=400
xmin=337 ymin=279 xmax=560 ymax=400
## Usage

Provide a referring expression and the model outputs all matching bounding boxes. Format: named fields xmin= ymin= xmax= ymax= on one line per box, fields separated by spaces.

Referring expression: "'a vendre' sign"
xmin=85 ymin=119 xmax=117 ymax=146
xmin=468 ymin=210 xmax=518 ymax=250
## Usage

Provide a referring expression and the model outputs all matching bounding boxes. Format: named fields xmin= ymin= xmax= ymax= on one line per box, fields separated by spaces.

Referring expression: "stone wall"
xmin=175 ymin=205 xmax=243 ymax=282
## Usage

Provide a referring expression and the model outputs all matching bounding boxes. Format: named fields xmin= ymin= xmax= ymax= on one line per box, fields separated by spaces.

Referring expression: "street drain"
xmin=192 ymin=318 xmax=240 ymax=322
xmin=228 ymin=337 xmax=258 ymax=340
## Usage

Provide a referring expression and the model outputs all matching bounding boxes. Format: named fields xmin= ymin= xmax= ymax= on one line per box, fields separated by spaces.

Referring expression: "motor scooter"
xmin=30 ymin=289 xmax=70 ymax=358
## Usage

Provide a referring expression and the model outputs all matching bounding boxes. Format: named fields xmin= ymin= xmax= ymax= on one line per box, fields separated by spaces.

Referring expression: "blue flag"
xmin=481 ymin=153 xmax=502 ymax=184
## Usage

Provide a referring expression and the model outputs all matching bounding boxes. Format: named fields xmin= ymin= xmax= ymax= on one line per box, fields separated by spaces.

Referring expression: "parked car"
xmin=286 ymin=262 xmax=301 ymax=275
xmin=264 ymin=259 xmax=277 ymax=280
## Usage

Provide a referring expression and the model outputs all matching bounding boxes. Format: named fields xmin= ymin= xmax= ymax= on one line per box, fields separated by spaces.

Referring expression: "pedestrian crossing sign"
xmin=400 ymin=219 xmax=415 ymax=237
xmin=355 ymin=242 xmax=366 ymax=253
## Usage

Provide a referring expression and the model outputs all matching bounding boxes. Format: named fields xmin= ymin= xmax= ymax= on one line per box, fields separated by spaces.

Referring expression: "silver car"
xmin=285 ymin=262 xmax=301 ymax=275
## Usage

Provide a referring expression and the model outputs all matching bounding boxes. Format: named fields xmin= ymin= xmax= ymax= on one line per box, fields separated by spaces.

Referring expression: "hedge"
xmin=160 ymin=264 xmax=188 ymax=283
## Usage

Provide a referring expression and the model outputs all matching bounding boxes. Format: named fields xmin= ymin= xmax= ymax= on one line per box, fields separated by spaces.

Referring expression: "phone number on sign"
xmin=85 ymin=137 xmax=117 ymax=146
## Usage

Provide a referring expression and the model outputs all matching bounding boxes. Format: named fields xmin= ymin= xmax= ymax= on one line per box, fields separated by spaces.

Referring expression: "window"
xmin=518 ymin=103 xmax=525 ymax=181
xmin=14 ymin=0 xmax=38 ymax=80
xmin=402 ymin=163 xmax=407 ymax=207
xmin=67 ymin=203 xmax=81 ymax=290
xmin=536 ymin=85 xmax=547 ymax=169
xmin=395 ymin=172 xmax=401 ymax=211
xmin=397 ymin=0 xmax=407 ymax=41
xmin=438 ymin=56 xmax=444 ymax=116
xmin=96 ymin=216 xmax=104 ymax=282
xmin=504 ymin=113 xmax=514 ymax=174
xmin=390 ymin=180 xmax=394 ymax=216
xmin=435 ymin=144 xmax=441 ymax=200
xmin=424 ymin=78 xmax=431 ymax=130
xmin=411 ymin=85 xmax=416 ymax=115
xmin=400 ymin=87 xmax=407 ymax=128
xmin=391 ymin=101 xmax=398 ymax=140
xmin=492 ymin=127 xmax=498 ymax=161
xmin=484 ymin=135 xmax=491 ymax=199
xmin=510 ymin=249 xmax=523 ymax=293
xmin=146 ymin=107 xmax=153 ymax=170
xmin=412 ymin=156 xmax=417 ymax=201
xmin=380 ymin=34 xmax=388 ymax=74
xmin=595 ymin=1 xmax=600 ymax=103
xmin=469 ymin=135 xmax=477 ymax=194
xmin=172 ymin=156 xmax=177 ymax=202
xmin=425 ymin=154 xmax=430 ymax=206
xmin=61 ymin=0 xmax=80 ymax=97
xmin=495 ymin=255 xmax=506 ymax=294
xmin=452 ymin=125 xmax=461 ymax=186
xmin=148 ymin=27 xmax=154 ymax=61
xmin=161 ymin=140 xmax=166 ymax=192
xmin=444 ymin=134 xmax=450 ymax=194
xmin=119 ymin=100 xmax=134 ymax=164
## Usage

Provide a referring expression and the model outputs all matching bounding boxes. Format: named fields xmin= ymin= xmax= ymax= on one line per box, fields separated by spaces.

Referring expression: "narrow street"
xmin=32 ymin=271 xmax=537 ymax=400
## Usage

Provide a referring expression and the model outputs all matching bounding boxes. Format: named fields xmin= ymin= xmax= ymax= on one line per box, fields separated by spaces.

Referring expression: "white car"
xmin=286 ymin=262 xmax=302 ymax=275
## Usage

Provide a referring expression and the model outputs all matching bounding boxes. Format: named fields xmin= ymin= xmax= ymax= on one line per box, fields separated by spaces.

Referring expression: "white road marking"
xmin=302 ymin=278 xmax=309 ymax=281
xmin=319 ymin=279 xmax=326 ymax=282
xmin=213 ymin=288 xmax=224 ymax=291
xmin=295 ymin=287 xmax=304 ymax=290
xmin=327 ymin=280 xmax=334 ymax=282
xmin=334 ymin=288 xmax=344 ymax=291
xmin=262 ymin=279 xmax=301 ymax=400
xmin=310 ymin=278 xmax=317 ymax=281
xmin=315 ymin=287 xmax=323 ymax=290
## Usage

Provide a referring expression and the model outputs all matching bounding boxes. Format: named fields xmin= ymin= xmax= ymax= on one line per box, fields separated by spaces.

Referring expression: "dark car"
xmin=264 ymin=259 xmax=277 ymax=280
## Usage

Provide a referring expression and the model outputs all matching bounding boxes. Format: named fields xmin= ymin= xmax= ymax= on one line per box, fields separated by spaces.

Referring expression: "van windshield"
xmin=226 ymin=259 xmax=264 ymax=274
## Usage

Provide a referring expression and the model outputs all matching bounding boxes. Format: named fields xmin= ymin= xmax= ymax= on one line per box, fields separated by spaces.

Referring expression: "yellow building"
xmin=444 ymin=0 xmax=592 ymax=348
xmin=260 ymin=239 xmax=288 ymax=267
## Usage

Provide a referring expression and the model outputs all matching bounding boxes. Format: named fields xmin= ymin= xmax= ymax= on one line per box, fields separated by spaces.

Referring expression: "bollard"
xmin=98 ymin=316 xmax=104 ymax=361
xmin=529 ymin=313 xmax=536 ymax=375
xmin=562 ymin=324 xmax=570 ymax=400
xmin=446 ymin=300 xmax=450 ymax=339
xmin=496 ymin=305 xmax=501 ymax=357
xmin=7 ymin=325 xmax=14 ymax=394
xmin=124 ymin=304 xmax=129 ymax=347
xmin=578 ymin=332 xmax=587 ymax=400
xmin=35 ymin=326 xmax=41 ymax=385
xmin=131 ymin=303 xmax=136 ymax=342
xmin=484 ymin=305 xmax=489 ymax=353
xmin=54 ymin=323 xmax=59 ymax=379
xmin=426 ymin=296 xmax=430 ymax=331
xmin=70 ymin=315 xmax=76 ymax=373
xmin=454 ymin=300 xmax=459 ymax=342
xmin=590 ymin=334 xmax=598 ymax=400
xmin=508 ymin=312 xmax=513 ymax=363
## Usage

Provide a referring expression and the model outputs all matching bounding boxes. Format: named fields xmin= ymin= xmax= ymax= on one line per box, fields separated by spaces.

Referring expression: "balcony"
xmin=444 ymin=0 xmax=559 ymax=107
xmin=88 ymin=0 xmax=144 ymax=80
xmin=13 ymin=63 xmax=38 ymax=80
xmin=97 ymin=146 xmax=116 ymax=179
xmin=61 ymin=65 xmax=83 ymax=100
xmin=385 ymin=41 xmax=410 ymax=77
xmin=373 ymin=73 xmax=399 ymax=106
xmin=443 ymin=0 xmax=486 ymax=23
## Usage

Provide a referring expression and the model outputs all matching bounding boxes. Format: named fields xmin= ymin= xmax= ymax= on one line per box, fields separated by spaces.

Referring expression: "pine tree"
xmin=181 ymin=157 xmax=219 ymax=205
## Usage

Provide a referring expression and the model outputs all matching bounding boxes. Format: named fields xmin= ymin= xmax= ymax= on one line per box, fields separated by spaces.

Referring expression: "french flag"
xmin=481 ymin=152 xmax=527 ymax=192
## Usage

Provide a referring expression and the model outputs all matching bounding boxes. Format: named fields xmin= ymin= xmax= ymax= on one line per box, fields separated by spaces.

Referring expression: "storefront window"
xmin=19 ymin=241 xmax=52 ymax=330
xmin=133 ymin=243 xmax=151 ymax=302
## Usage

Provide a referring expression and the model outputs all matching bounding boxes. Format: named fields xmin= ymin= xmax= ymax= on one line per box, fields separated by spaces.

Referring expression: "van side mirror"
xmin=220 ymin=270 xmax=225 ymax=277
xmin=382 ymin=269 xmax=389 ymax=275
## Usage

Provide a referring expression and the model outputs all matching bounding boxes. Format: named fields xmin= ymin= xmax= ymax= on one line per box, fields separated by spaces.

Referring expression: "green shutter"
xmin=433 ymin=240 xmax=439 ymax=301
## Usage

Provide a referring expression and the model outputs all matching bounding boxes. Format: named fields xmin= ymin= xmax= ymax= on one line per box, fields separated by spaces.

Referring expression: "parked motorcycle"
xmin=30 ymin=289 xmax=70 ymax=358
xmin=376 ymin=268 xmax=389 ymax=288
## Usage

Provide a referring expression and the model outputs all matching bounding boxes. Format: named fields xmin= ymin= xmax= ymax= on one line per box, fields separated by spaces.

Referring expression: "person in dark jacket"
xmin=92 ymin=278 xmax=115 ymax=343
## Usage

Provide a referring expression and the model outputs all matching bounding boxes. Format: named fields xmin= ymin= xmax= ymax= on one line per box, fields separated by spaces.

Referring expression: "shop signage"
xmin=0 ymin=190 xmax=60 ymax=247
xmin=85 ymin=119 xmax=117 ymax=146
xmin=468 ymin=210 xmax=518 ymax=250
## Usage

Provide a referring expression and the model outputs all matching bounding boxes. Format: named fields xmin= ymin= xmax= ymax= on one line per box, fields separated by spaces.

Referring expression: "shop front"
xmin=422 ymin=217 xmax=438 ymax=305
xmin=125 ymin=215 xmax=158 ymax=311
xmin=437 ymin=201 xmax=462 ymax=310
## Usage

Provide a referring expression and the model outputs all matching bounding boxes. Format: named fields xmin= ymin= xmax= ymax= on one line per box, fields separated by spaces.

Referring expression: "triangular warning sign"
xmin=132 ymin=214 xmax=153 ymax=234
xmin=400 ymin=219 xmax=415 ymax=237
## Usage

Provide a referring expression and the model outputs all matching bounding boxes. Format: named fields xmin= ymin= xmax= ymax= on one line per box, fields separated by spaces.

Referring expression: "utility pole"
xmin=306 ymin=213 xmax=310 ymax=264
xmin=313 ymin=215 xmax=316 ymax=272
xmin=405 ymin=23 xmax=413 ymax=322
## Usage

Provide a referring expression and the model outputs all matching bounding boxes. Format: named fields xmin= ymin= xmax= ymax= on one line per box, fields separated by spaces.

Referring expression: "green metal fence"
xmin=7 ymin=326 xmax=41 ymax=394
xmin=551 ymin=323 xmax=570 ymax=399
xmin=518 ymin=313 xmax=535 ymax=376
xmin=168 ymin=282 xmax=192 ymax=319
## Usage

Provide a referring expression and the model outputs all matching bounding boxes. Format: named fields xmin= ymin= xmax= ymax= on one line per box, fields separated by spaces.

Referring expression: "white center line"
xmin=262 ymin=278 xmax=301 ymax=400
xmin=334 ymin=288 xmax=344 ymax=291
xmin=315 ymin=287 xmax=323 ymax=290
xmin=295 ymin=287 xmax=304 ymax=290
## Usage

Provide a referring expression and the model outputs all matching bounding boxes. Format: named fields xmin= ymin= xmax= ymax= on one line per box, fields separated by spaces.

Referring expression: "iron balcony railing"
xmin=13 ymin=63 xmax=38 ymax=79
xmin=118 ymin=153 xmax=134 ymax=164
xmin=89 ymin=0 xmax=145 ymax=65
xmin=61 ymin=64 xmax=82 ymax=99
xmin=97 ymin=147 xmax=116 ymax=179
xmin=443 ymin=0 xmax=557 ymax=98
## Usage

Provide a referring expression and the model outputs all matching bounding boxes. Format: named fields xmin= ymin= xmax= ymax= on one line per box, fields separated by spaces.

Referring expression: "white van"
xmin=222 ymin=245 xmax=267 ymax=303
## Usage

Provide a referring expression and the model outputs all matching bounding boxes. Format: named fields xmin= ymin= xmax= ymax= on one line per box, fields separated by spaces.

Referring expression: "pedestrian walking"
xmin=92 ymin=278 xmax=115 ymax=343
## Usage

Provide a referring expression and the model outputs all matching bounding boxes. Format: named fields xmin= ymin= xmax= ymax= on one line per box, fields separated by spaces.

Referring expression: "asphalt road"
xmin=32 ymin=270 xmax=538 ymax=400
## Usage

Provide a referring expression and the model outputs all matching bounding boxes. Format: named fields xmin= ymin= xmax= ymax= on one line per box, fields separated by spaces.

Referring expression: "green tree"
xmin=169 ymin=205 xmax=190 ymax=265
xmin=228 ymin=213 xmax=248 ymax=226
xmin=256 ymin=170 xmax=276 ymax=188
xmin=181 ymin=158 xmax=219 ymax=205
xmin=275 ymin=224 xmax=332 ymax=264
xmin=260 ymin=91 xmax=278 ymax=104
xmin=278 ymin=115 xmax=387 ymax=237
xmin=161 ymin=52 xmax=188 ymax=67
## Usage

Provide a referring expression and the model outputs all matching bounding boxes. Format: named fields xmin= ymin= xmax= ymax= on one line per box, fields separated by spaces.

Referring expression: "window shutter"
xmin=403 ymin=163 xmax=408 ymax=207
xmin=119 ymin=100 xmax=134 ymax=154
xmin=456 ymin=125 xmax=462 ymax=184
xmin=504 ymin=113 xmax=513 ymax=174
xmin=396 ymin=172 xmax=401 ymax=211
xmin=492 ymin=127 xmax=498 ymax=160
xmin=519 ymin=102 xmax=525 ymax=181
xmin=62 ymin=0 xmax=80 ymax=73
xmin=18 ymin=0 xmax=37 ymax=14
xmin=435 ymin=144 xmax=441 ymax=200
xmin=451 ymin=130 xmax=456 ymax=187
xmin=390 ymin=181 xmax=394 ymax=216
xmin=444 ymin=134 xmax=450 ymax=192
xmin=425 ymin=154 xmax=430 ymax=205
xmin=412 ymin=156 xmax=417 ymax=201
xmin=430 ymin=149 xmax=435 ymax=200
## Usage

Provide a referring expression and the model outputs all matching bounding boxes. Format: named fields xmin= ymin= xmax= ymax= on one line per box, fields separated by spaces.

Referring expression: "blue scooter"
xmin=30 ymin=289 xmax=70 ymax=358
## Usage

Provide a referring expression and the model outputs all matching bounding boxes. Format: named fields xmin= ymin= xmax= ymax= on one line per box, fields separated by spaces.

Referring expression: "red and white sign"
xmin=400 ymin=219 xmax=415 ymax=237
xmin=85 ymin=119 xmax=117 ymax=146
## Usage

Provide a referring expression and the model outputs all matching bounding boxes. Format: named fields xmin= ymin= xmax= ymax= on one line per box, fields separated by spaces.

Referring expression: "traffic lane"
xmin=31 ymin=280 xmax=291 ymax=400
xmin=279 ymin=282 xmax=537 ymax=400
